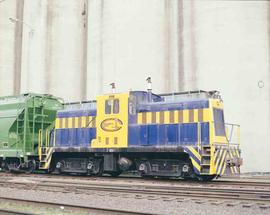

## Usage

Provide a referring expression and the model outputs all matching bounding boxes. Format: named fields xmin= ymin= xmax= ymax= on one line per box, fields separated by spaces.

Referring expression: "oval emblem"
xmin=100 ymin=118 xmax=123 ymax=132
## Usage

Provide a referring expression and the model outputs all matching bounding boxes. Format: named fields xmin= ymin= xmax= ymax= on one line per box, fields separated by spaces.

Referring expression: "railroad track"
xmin=1 ymin=172 xmax=270 ymax=188
xmin=0 ymin=197 xmax=151 ymax=215
xmin=0 ymin=176 xmax=270 ymax=204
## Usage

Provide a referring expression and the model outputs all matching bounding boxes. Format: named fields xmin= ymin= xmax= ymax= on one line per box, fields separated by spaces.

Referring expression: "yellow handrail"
xmin=45 ymin=130 xmax=49 ymax=148
xmin=38 ymin=129 xmax=42 ymax=161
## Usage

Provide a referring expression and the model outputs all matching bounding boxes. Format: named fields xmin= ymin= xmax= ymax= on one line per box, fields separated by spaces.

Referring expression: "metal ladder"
xmin=38 ymin=129 xmax=49 ymax=169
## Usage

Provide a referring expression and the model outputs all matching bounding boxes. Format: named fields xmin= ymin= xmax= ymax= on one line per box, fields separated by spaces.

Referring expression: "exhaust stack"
xmin=146 ymin=77 xmax=152 ymax=102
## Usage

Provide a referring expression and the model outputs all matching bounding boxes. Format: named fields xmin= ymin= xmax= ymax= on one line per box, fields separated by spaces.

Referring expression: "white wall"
xmin=0 ymin=0 xmax=269 ymax=172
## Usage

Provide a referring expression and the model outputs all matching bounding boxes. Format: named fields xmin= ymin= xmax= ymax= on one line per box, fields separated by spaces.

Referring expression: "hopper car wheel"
xmin=5 ymin=161 xmax=21 ymax=173
xmin=26 ymin=160 xmax=36 ymax=174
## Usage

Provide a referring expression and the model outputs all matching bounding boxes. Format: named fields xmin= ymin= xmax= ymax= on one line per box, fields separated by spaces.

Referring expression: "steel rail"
xmin=0 ymin=208 xmax=35 ymax=215
xmin=1 ymin=173 xmax=270 ymax=187
xmin=1 ymin=178 xmax=269 ymax=204
xmin=0 ymin=197 xmax=153 ymax=215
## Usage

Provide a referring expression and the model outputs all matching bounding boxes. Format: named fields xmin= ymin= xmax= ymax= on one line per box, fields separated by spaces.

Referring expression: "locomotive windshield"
xmin=213 ymin=108 xmax=226 ymax=136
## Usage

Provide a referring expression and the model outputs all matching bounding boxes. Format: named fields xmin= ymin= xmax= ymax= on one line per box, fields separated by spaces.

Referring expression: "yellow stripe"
xmin=68 ymin=117 xmax=73 ymax=128
xmin=215 ymin=149 xmax=222 ymax=170
xmin=137 ymin=113 xmax=142 ymax=124
xmin=146 ymin=112 xmax=152 ymax=124
xmin=235 ymin=148 xmax=240 ymax=158
xmin=81 ymin=116 xmax=86 ymax=127
xmin=228 ymin=151 xmax=235 ymax=174
xmin=233 ymin=166 xmax=237 ymax=174
xmin=190 ymin=157 xmax=200 ymax=172
xmin=75 ymin=117 xmax=78 ymax=128
xmin=55 ymin=118 xmax=60 ymax=129
xmin=188 ymin=146 xmax=201 ymax=160
xmin=44 ymin=148 xmax=53 ymax=169
xmin=135 ymin=108 xmax=213 ymax=125
xmin=183 ymin=110 xmax=189 ymax=123
xmin=62 ymin=118 xmax=66 ymax=129
xmin=164 ymin=111 xmax=170 ymax=124
xmin=203 ymin=109 xmax=210 ymax=121
xmin=221 ymin=156 xmax=227 ymax=175
xmin=156 ymin=111 xmax=160 ymax=124
xmin=218 ymin=150 xmax=227 ymax=174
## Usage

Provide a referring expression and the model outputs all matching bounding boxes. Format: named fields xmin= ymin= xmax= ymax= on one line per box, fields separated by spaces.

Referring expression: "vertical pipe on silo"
xmin=82 ymin=0 xmax=88 ymax=100
xmin=13 ymin=0 xmax=24 ymax=94
xmin=177 ymin=0 xmax=185 ymax=91
xmin=164 ymin=0 xmax=171 ymax=93
xmin=189 ymin=0 xmax=198 ymax=90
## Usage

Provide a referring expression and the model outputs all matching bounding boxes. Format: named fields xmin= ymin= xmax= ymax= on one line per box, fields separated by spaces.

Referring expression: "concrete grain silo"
xmin=0 ymin=0 xmax=21 ymax=95
xmin=0 ymin=0 xmax=269 ymax=172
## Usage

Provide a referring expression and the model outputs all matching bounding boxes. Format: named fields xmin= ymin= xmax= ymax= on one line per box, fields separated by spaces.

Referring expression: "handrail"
xmin=38 ymin=129 xmax=42 ymax=161
xmin=45 ymin=130 xmax=49 ymax=148
xmin=211 ymin=121 xmax=240 ymax=147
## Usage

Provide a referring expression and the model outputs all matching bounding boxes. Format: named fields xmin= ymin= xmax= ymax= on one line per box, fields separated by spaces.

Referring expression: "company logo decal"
xmin=100 ymin=118 xmax=123 ymax=132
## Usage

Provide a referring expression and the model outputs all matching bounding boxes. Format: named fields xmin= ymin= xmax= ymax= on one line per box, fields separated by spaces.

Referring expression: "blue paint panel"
xmin=148 ymin=125 xmax=158 ymax=145
xmin=139 ymin=125 xmax=148 ymax=146
xmin=200 ymin=122 xmax=209 ymax=145
xmin=128 ymin=123 xmax=204 ymax=147
xmin=128 ymin=126 xmax=139 ymax=146
xmin=55 ymin=128 xmax=96 ymax=147
xmin=180 ymin=123 xmax=198 ymax=145
xmin=158 ymin=124 xmax=166 ymax=145
xmin=167 ymin=124 xmax=178 ymax=145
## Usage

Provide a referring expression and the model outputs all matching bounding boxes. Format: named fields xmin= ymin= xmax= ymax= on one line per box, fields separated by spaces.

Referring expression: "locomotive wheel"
xmin=87 ymin=159 xmax=103 ymax=176
xmin=93 ymin=162 xmax=103 ymax=176
xmin=55 ymin=160 xmax=65 ymax=174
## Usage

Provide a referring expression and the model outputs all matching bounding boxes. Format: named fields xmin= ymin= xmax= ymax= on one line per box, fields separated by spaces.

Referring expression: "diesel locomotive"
xmin=38 ymin=87 xmax=242 ymax=181
xmin=0 ymin=83 xmax=242 ymax=181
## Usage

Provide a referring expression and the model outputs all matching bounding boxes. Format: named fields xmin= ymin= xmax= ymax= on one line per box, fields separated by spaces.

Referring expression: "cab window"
xmin=213 ymin=108 xmax=226 ymax=136
xmin=105 ymin=100 xmax=112 ymax=114
xmin=105 ymin=99 xmax=120 ymax=114
xmin=113 ymin=99 xmax=119 ymax=114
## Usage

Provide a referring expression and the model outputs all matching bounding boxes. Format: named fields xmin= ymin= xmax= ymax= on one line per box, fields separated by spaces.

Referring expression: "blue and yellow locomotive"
xmin=39 ymin=86 xmax=242 ymax=180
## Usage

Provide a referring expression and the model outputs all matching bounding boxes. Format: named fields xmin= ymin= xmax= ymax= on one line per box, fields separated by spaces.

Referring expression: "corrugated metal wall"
xmin=0 ymin=0 xmax=269 ymax=172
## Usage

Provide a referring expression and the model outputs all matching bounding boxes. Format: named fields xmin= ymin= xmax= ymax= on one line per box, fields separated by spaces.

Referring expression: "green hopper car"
xmin=0 ymin=93 xmax=63 ymax=172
